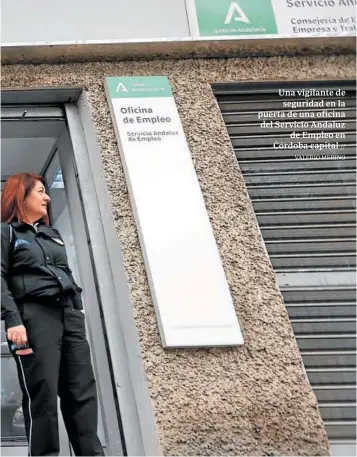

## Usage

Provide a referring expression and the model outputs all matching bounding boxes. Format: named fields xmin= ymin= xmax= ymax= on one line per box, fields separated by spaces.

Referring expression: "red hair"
xmin=1 ymin=173 xmax=49 ymax=225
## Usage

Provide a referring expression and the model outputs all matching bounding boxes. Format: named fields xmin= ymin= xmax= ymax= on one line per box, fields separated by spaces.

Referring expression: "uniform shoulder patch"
xmin=14 ymin=239 xmax=31 ymax=249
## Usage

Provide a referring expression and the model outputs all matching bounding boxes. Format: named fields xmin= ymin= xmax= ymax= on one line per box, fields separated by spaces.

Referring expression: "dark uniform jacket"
xmin=1 ymin=220 xmax=83 ymax=329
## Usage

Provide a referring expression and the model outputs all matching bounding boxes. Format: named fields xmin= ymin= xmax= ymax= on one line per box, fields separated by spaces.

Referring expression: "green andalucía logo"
xmin=194 ymin=0 xmax=277 ymax=37
xmin=106 ymin=76 xmax=173 ymax=99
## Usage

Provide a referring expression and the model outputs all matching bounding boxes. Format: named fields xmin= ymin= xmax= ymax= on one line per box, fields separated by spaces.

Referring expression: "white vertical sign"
xmin=105 ymin=76 xmax=243 ymax=348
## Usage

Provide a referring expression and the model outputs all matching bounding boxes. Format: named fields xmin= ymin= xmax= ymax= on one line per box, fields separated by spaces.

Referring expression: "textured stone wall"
xmin=2 ymin=55 xmax=355 ymax=456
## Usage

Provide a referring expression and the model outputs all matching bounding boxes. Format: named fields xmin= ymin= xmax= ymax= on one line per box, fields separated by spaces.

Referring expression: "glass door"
xmin=42 ymin=132 xmax=108 ymax=454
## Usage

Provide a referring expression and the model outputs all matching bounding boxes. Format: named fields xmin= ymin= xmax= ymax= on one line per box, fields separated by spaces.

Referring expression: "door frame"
xmin=1 ymin=88 xmax=161 ymax=457
xmin=43 ymin=130 xmax=110 ymax=454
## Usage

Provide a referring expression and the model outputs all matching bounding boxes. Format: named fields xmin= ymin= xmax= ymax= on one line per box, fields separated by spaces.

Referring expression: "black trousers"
xmin=13 ymin=297 xmax=104 ymax=456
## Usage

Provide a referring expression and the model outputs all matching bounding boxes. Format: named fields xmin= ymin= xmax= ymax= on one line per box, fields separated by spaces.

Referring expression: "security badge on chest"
xmin=51 ymin=237 xmax=64 ymax=246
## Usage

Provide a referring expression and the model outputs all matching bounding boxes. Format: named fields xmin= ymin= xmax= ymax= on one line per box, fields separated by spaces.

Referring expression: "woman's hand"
xmin=7 ymin=325 xmax=28 ymax=346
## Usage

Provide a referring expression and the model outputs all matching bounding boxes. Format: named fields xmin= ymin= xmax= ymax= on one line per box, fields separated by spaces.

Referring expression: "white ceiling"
xmin=1 ymin=138 xmax=57 ymax=176
xmin=1 ymin=120 xmax=65 ymax=178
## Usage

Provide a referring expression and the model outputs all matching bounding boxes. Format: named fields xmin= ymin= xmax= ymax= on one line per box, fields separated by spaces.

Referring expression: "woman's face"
xmin=24 ymin=180 xmax=51 ymax=222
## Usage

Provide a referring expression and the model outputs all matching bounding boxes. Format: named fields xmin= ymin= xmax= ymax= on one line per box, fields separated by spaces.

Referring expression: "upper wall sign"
xmin=1 ymin=0 xmax=190 ymax=44
xmin=187 ymin=0 xmax=356 ymax=38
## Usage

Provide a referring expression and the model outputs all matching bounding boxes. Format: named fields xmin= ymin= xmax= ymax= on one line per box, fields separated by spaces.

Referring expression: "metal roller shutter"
xmin=213 ymin=80 xmax=356 ymax=446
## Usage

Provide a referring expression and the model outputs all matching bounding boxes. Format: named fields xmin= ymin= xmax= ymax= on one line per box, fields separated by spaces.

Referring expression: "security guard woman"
xmin=1 ymin=172 xmax=104 ymax=456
